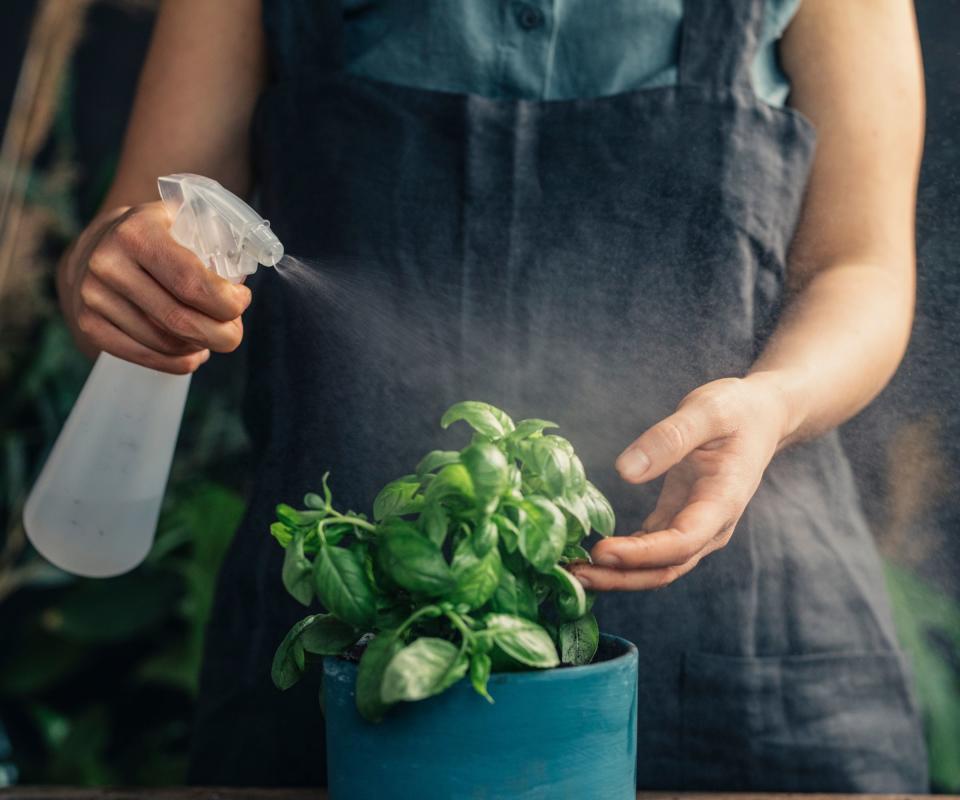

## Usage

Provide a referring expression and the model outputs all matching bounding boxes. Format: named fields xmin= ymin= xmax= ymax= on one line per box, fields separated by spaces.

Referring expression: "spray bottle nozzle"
xmin=157 ymin=174 xmax=284 ymax=282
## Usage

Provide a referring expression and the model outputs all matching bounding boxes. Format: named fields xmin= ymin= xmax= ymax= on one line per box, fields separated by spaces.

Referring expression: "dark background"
xmin=0 ymin=0 xmax=958 ymax=790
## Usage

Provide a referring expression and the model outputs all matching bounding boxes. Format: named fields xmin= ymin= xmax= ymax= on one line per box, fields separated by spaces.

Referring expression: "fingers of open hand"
xmin=75 ymin=310 xmax=209 ymax=374
xmin=615 ymin=388 xmax=738 ymax=483
xmin=87 ymin=240 xmax=245 ymax=353
xmin=571 ymin=498 xmax=741 ymax=592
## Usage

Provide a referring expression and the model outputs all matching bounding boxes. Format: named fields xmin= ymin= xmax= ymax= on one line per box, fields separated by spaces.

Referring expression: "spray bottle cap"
xmin=158 ymin=174 xmax=283 ymax=282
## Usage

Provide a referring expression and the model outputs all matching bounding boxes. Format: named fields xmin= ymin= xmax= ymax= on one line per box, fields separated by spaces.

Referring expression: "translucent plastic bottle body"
xmin=23 ymin=353 xmax=190 ymax=577
xmin=23 ymin=173 xmax=281 ymax=577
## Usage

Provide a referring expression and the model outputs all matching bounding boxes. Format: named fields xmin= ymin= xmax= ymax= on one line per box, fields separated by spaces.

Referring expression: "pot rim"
xmin=324 ymin=633 xmax=638 ymax=686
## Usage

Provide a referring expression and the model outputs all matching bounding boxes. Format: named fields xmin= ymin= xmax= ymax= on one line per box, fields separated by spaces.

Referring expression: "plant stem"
xmin=397 ymin=604 xmax=442 ymax=637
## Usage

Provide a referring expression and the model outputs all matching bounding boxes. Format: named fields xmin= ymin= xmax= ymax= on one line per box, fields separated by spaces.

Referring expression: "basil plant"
xmin=269 ymin=401 xmax=615 ymax=721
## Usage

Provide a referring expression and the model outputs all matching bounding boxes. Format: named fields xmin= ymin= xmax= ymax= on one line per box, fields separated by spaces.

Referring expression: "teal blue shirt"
xmin=343 ymin=0 xmax=802 ymax=105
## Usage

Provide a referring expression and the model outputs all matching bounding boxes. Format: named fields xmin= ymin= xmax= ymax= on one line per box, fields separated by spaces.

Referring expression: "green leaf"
xmin=416 ymin=450 xmax=461 ymax=478
xmin=516 ymin=575 xmax=540 ymax=620
xmin=493 ymin=513 xmax=520 ymax=552
xmin=300 ymin=614 xmax=360 ymax=655
xmin=441 ymin=401 xmax=515 ymax=438
xmin=448 ymin=539 xmax=502 ymax=609
xmin=373 ymin=476 xmax=422 ymax=521
xmin=559 ymin=613 xmax=599 ymax=666
xmin=423 ymin=463 xmax=474 ymax=504
xmin=282 ymin=530 xmax=314 ymax=606
xmin=518 ymin=497 xmax=567 ymax=572
xmin=314 ymin=545 xmax=377 ymax=628
xmin=555 ymin=493 xmax=590 ymax=539
xmin=276 ymin=503 xmax=328 ymax=527
xmin=271 ymin=616 xmax=317 ymax=690
xmin=471 ymin=517 xmax=498 ymax=557
xmin=548 ymin=565 xmax=587 ymax=620
xmin=583 ymin=481 xmax=616 ymax=536
xmin=420 ymin=500 xmax=450 ymax=548
xmin=525 ymin=436 xmax=586 ymax=496
xmin=356 ymin=631 xmax=403 ymax=721
xmin=270 ymin=614 xmax=360 ymax=690
xmin=380 ymin=638 xmax=469 ymax=703
xmin=460 ymin=442 xmax=509 ymax=509
xmin=509 ymin=418 xmax=558 ymax=441
xmin=490 ymin=569 xmax=519 ymax=615
xmin=270 ymin=521 xmax=294 ymax=548
xmin=304 ymin=493 xmax=327 ymax=510
xmin=484 ymin=613 xmax=559 ymax=668
xmin=379 ymin=520 xmax=455 ymax=595
xmin=470 ymin=651 xmax=494 ymax=702
xmin=561 ymin=543 xmax=592 ymax=563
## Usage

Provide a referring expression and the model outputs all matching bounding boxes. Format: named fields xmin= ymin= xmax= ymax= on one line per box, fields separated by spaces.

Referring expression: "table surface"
xmin=0 ymin=790 xmax=954 ymax=800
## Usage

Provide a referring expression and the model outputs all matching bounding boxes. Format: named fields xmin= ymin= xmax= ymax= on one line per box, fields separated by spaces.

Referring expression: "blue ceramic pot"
xmin=323 ymin=634 xmax=638 ymax=800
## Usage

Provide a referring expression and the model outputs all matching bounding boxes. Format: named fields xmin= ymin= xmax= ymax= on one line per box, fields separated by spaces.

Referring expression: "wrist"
xmin=742 ymin=370 xmax=808 ymax=450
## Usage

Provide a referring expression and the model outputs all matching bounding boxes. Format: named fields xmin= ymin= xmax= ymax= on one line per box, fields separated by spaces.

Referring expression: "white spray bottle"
xmin=23 ymin=174 xmax=283 ymax=577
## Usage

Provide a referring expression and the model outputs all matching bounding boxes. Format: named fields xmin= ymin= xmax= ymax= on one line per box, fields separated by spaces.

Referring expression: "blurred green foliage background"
xmin=0 ymin=0 xmax=958 ymax=790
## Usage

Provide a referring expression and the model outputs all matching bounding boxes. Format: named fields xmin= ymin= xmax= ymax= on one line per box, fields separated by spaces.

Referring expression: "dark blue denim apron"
xmin=189 ymin=0 xmax=928 ymax=790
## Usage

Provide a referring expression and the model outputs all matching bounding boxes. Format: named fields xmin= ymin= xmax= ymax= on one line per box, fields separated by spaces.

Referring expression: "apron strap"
xmin=678 ymin=0 xmax=765 ymax=95
xmin=261 ymin=0 xmax=343 ymax=82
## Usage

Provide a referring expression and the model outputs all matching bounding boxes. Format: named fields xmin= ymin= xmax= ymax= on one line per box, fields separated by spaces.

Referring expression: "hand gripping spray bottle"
xmin=23 ymin=174 xmax=283 ymax=577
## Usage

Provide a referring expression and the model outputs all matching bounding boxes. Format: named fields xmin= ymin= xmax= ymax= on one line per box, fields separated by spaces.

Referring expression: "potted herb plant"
xmin=270 ymin=401 xmax=638 ymax=799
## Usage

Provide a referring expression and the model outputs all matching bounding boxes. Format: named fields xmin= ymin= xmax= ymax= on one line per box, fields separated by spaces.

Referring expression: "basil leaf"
xmin=471 ymin=517 xmax=498 ymax=557
xmin=516 ymin=575 xmax=540 ymax=620
xmin=276 ymin=503 xmax=328 ymax=526
xmin=270 ymin=521 xmax=294 ymax=548
xmin=509 ymin=418 xmax=558 ymax=442
xmin=271 ymin=616 xmax=312 ymax=690
xmin=304 ymin=492 xmax=327 ymax=510
xmin=356 ymin=631 xmax=403 ymax=721
xmin=282 ymin=530 xmax=314 ymax=606
xmin=559 ymin=613 xmax=599 ymax=666
xmin=271 ymin=613 xmax=358 ymax=690
xmin=440 ymin=401 xmax=515 ymax=438
xmin=561 ymin=543 xmax=592 ymax=563
xmin=547 ymin=565 xmax=587 ymax=620
xmin=448 ymin=539 xmax=502 ymax=609
xmin=314 ymin=544 xmax=377 ymax=628
xmin=420 ymin=500 xmax=449 ymax=548
xmin=380 ymin=638 xmax=469 ymax=703
xmin=460 ymin=442 xmax=509 ymax=509
xmin=582 ymin=481 xmax=616 ymax=536
xmin=555 ymin=493 xmax=590 ymax=538
xmin=470 ymin=650 xmax=494 ymax=703
xmin=483 ymin=613 xmax=559 ymax=668
xmin=379 ymin=520 xmax=455 ymax=595
xmin=416 ymin=450 xmax=461 ymax=478
xmin=424 ymin=463 xmax=475 ymax=505
xmin=493 ymin=513 xmax=519 ymax=552
xmin=300 ymin=613 xmax=360 ymax=655
xmin=490 ymin=569 xmax=518 ymax=615
xmin=518 ymin=497 xmax=567 ymax=572
xmin=373 ymin=475 xmax=422 ymax=521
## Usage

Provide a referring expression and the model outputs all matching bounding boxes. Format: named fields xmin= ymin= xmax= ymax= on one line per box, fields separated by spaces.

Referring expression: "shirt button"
xmin=515 ymin=3 xmax=545 ymax=30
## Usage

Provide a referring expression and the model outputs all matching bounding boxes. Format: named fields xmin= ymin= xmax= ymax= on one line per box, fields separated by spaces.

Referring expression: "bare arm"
xmin=58 ymin=0 xmax=266 ymax=372
xmin=751 ymin=0 xmax=925 ymax=444
xmin=575 ymin=0 xmax=925 ymax=591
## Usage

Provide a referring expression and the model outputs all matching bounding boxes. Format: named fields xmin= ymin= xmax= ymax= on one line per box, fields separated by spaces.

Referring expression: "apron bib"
xmin=189 ymin=0 xmax=928 ymax=790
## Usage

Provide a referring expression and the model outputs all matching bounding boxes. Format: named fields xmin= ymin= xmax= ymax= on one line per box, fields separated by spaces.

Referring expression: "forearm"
xmin=747 ymin=258 xmax=913 ymax=450
xmin=756 ymin=0 xmax=924 ymax=449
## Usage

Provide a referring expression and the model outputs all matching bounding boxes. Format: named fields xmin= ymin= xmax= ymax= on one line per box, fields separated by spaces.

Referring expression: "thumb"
xmin=616 ymin=403 xmax=726 ymax=484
